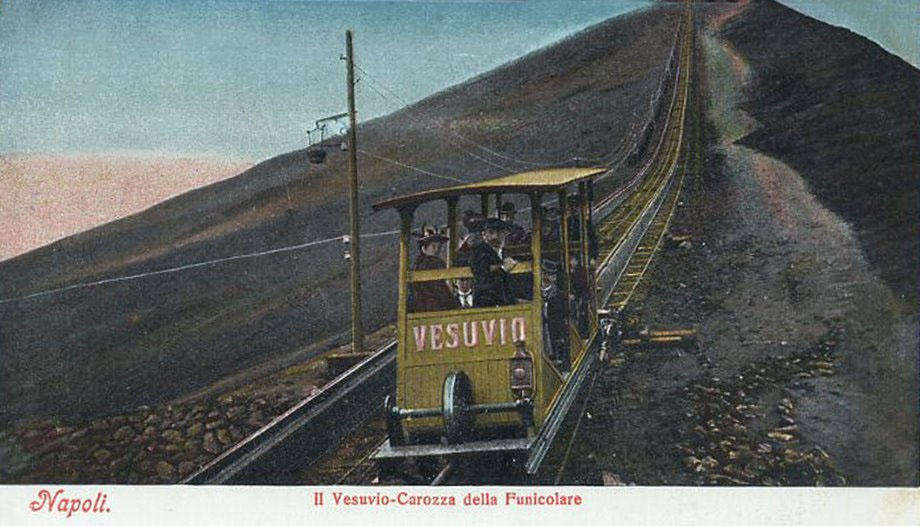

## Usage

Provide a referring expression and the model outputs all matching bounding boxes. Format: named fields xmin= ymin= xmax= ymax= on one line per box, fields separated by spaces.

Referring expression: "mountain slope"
xmin=0 ymin=5 xmax=683 ymax=420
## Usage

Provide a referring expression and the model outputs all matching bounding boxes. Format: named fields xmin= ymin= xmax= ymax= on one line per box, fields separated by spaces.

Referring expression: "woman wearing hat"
xmin=411 ymin=225 xmax=459 ymax=312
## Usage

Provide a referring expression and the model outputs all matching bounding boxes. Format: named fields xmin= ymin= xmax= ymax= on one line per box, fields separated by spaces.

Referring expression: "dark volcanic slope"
xmin=724 ymin=0 xmax=920 ymax=306
xmin=0 ymin=5 xmax=682 ymax=420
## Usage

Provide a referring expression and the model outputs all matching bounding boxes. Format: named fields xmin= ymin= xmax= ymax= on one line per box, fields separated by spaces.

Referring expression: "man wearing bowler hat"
xmin=499 ymin=202 xmax=526 ymax=246
xmin=457 ymin=210 xmax=486 ymax=264
xmin=470 ymin=217 xmax=517 ymax=307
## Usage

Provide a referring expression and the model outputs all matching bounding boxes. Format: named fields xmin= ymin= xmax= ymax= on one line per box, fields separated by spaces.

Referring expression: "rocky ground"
xmin=552 ymin=0 xmax=918 ymax=487
xmin=0 ymin=327 xmax=393 ymax=484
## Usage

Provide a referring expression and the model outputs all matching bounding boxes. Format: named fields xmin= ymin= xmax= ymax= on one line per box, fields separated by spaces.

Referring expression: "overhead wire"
xmin=2 ymin=25 xmax=684 ymax=306
xmin=0 ymin=229 xmax=399 ymax=305
xmin=356 ymin=149 xmax=467 ymax=183
xmin=354 ymin=59 xmax=670 ymax=171
xmin=354 ymin=64 xmax=519 ymax=173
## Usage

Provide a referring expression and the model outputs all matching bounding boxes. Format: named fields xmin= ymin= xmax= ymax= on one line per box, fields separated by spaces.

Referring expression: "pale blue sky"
xmin=0 ymin=0 xmax=915 ymax=161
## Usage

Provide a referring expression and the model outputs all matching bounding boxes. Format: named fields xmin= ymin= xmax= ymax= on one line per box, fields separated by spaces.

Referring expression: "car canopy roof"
xmin=371 ymin=167 xmax=607 ymax=212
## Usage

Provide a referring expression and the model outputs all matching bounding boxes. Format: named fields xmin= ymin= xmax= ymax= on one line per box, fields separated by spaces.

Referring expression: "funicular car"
xmin=371 ymin=167 xmax=611 ymax=476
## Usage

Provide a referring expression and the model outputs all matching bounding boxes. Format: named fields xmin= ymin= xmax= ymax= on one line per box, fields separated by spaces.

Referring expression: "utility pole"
xmin=345 ymin=30 xmax=364 ymax=354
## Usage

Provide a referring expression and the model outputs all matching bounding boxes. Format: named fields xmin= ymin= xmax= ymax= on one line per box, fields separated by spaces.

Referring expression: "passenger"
xmin=569 ymin=254 xmax=590 ymax=338
xmin=542 ymin=207 xmax=561 ymax=245
xmin=499 ymin=202 xmax=527 ymax=246
xmin=454 ymin=277 xmax=474 ymax=308
xmin=499 ymin=201 xmax=532 ymax=300
xmin=470 ymin=218 xmax=517 ymax=307
xmin=539 ymin=207 xmax=562 ymax=266
xmin=411 ymin=225 xmax=459 ymax=312
xmin=458 ymin=210 xmax=486 ymax=263
xmin=566 ymin=195 xmax=599 ymax=265
xmin=540 ymin=259 xmax=570 ymax=372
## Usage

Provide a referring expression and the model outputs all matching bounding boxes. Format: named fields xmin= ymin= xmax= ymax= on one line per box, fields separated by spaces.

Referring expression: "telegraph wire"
xmin=356 ymin=149 xmax=467 ymax=183
xmin=2 ymin=25 xmax=685 ymax=306
xmin=0 ymin=230 xmax=399 ymax=305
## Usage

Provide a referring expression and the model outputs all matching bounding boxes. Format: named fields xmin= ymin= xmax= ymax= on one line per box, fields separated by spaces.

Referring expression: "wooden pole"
xmin=346 ymin=30 xmax=364 ymax=354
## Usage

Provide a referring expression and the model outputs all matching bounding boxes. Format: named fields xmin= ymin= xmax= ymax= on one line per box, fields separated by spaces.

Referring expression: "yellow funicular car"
xmin=371 ymin=167 xmax=615 ymax=476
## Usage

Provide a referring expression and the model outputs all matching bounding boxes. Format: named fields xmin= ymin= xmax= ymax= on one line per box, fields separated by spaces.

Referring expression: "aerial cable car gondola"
xmin=306 ymin=112 xmax=349 ymax=164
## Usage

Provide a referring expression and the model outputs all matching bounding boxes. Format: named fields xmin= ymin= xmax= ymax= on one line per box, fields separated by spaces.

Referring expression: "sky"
xmin=0 ymin=0 xmax=915 ymax=162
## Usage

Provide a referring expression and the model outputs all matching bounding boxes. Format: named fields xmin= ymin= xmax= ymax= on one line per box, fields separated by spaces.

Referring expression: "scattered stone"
xmin=700 ymin=456 xmax=719 ymax=470
xmin=767 ymin=431 xmax=795 ymax=442
xmin=226 ymin=406 xmax=245 ymax=420
xmin=602 ymin=471 xmax=626 ymax=486
xmin=228 ymin=426 xmax=242 ymax=441
xmin=186 ymin=422 xmax=204 ymax=438
xmin=114 ymin=425 xmax=135 ymax=442
xmin=109 ymin=457 xmax=130 ymax=473
xmin=246 ymin=411 xmax=264 ymax=428
xmin=216 ymin=429 xmax=232 ymax=446
xmin=205 ymin=420 xmax=225 ymax=431
xmin=162 ymin=430 xmax=184 ymax=444
xmin=203 ymin=432 xmax=221 ymax=455
xmin=155 ymin=461 xmax=175 ymax=481
xmin=93 ymin=449 xmax=112 ymax=464
xmin=678 ymin=336 xmax=844 ymax=485
xmin=181 ymin=440 xmax=201 ymax=461
xmin=50 ymin=426 xmax=74 ymax=438
xmin=178 ymin=461 xmax=196 ymax=477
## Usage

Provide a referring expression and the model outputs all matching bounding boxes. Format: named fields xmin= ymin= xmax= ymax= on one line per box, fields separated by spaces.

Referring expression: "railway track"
xmin=184 ymin=3 xmax=696 ymax=487
xmin=549 ymin=4 xmax=700 ymax=484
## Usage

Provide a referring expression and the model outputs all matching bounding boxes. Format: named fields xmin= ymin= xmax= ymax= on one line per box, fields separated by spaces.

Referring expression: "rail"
xmin=183 ymin=8 xmax=692 ymax=485
xmin=182 ymin=341 xmax=396 ymax=484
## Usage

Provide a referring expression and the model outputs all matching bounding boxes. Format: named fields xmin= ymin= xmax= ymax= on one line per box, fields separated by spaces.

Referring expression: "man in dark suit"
xmin=470 ymin=218 xmax=517 ymax=307
xmin=499 ymin=202 xmax=527 ymax=246
xmin=566 ymin=195 xmax=599 ymax=264
xmin=540 ymin=258 xmax=570 ymax=371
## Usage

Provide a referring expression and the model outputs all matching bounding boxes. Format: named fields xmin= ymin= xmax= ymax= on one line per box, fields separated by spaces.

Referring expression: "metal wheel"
xmin=442 ymin=371 xmax=473 ymax=444
xmin=384 ymin=394 xmax=404 ymax=446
